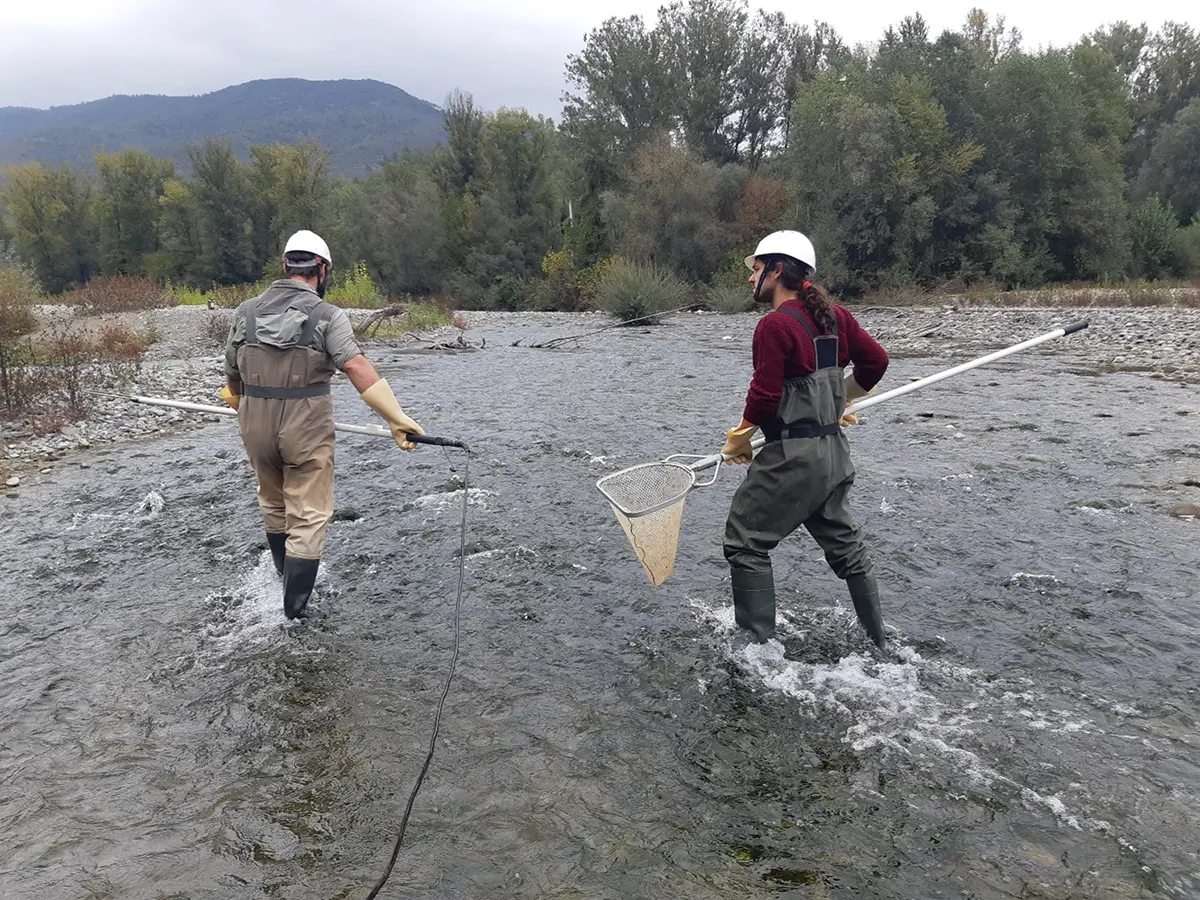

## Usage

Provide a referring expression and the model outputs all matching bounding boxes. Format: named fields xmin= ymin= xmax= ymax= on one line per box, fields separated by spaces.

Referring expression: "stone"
xmin=4 ymin=476 xmax=18 ymax=487
xmin=1169 ymin=503 xmax=1200 ymax=519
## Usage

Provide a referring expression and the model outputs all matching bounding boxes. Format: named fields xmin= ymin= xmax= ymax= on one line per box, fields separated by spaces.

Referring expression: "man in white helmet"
xmin=220 ymin=230 xmax=426 ymax=619
xmin=721 ymin=230 xmax=891 ymax=648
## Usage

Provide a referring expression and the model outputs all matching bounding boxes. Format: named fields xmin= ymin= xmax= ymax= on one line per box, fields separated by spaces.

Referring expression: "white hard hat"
xmin=282 ymin=230 xmax=331 ymax=268
xmin=744 ymin=230 xmax=816 ymax=273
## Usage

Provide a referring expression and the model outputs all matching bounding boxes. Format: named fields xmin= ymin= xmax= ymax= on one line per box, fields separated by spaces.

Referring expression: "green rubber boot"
xmin=731 ymin=568 xmax=776 ymax=643
xmin=846 ymin=573 xmax=886 ymax=649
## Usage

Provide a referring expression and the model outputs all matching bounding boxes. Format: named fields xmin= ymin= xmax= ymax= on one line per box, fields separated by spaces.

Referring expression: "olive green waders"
xmin=237 ymin=297 xmax=338 ymax=619
xmin=723 ymin=308 xmax=886 ymax=647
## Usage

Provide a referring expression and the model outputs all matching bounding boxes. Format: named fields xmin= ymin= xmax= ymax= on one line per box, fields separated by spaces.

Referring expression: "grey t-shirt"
xmin=224 ymin=280 xmax=362 ymax=382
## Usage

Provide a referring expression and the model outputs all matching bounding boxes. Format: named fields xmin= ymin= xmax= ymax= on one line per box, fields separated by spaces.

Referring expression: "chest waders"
xmin=236 ymin=294 xmax=338 ymax=619
xmin=723 ymin=307 xmax=886 ymax=648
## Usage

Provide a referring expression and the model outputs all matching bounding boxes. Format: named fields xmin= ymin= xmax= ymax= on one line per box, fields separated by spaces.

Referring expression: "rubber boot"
xmin=846 ymin=573 xmax=886 ymax=649
xmin=266 ymin=532 xmax=287 ymax=576
xmin=282 ymin=556 xmax=321 ymax=620
xmin=731 ymin=568 xmax=776 ymax=643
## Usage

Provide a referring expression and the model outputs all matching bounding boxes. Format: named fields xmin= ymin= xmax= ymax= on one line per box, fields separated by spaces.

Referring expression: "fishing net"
xmin=596 ymin=461 xmax=700 ymax=586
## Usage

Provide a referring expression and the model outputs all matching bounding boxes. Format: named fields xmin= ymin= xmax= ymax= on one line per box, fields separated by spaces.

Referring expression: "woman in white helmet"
xmin=220 ymin=230 xmax=427 ymax=619
xmin=721 ymin=230 xmax=891 ymax=648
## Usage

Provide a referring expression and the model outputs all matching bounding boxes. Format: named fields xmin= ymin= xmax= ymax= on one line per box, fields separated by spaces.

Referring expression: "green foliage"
xmin=94 ymin=149 xmax=174 ymax=276
xmin=1172 ymin=214 xmax=1200 ymax=277
xmin=3 ymin=10 xmax=1200 ymax=305
xmin=402 ymin=301 xmax=454 ymax=333
xmin=168 ymin=281 xmax=210 ymax=305
xmin=1129 ymin=196 xmax=1183 ymax=278
xmin=1 ymin=162 xmax=97 ymax=292
xmin=595 ymin=257 xmax=690 ymax=322
xmin=326 ymin=261 xmax=385 ymax=308
xmin=0 ymin=266 xmax=40 ymax=352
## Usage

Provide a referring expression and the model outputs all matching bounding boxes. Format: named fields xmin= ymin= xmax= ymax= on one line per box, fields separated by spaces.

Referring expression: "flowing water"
xmin=2 ymin=311 xmax=1197 ymax=899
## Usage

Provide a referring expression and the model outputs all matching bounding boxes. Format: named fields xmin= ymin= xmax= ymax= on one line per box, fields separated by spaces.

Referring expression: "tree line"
xmin=2 ymin=4 xmax=1199 ymax=306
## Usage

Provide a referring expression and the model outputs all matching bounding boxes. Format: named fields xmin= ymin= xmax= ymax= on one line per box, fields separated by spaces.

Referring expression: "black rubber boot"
xmin=282 ymin=556 xmax=320 ymax=620
xmin=846 ymin=573 xmax=886 ymax=649
xmin=731 ymin=568 xmax=776 ymax=643
xmin=266 ymin=533 xmax=287 ymax=576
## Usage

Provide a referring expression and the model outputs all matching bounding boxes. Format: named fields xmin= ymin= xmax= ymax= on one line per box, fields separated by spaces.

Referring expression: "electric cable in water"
xmin=365 ymin=446 xmax=470 ymax=900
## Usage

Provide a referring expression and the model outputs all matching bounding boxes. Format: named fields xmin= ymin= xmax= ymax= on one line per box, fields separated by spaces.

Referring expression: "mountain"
xmin=0 ymin=78 xmax=447 ymax=179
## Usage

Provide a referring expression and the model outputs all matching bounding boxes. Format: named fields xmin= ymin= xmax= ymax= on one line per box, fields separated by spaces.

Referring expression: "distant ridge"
xmin=0 ymin=78 xmax=447 ymax=178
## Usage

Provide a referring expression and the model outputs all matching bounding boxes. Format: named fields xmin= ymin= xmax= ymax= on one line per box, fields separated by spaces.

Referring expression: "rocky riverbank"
xmin=3 ymin=303 xmax=1199 ymax=486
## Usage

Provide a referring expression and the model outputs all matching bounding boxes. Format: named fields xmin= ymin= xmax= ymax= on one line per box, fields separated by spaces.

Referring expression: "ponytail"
xmin=801 ymin=280 xmax=837 ymax=335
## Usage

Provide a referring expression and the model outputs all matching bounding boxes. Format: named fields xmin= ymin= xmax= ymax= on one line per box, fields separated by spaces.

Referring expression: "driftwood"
xmin=513 ymin=303 xmax=703 ymax=349
xmin=354 ymin=304 xmax=409 ymax=339
xmin=396 ymin=332 xmax=485 ymax=351
xmin=353 ymin=304 xmax=484 ymax=351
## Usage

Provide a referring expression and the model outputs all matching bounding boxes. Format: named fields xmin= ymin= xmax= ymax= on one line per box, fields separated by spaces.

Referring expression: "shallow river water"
xmin=2 ymin=310 xmax=1198 ymax=899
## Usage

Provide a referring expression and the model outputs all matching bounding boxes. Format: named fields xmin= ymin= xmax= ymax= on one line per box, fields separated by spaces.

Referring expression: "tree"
xmin=187 ymin=138 xmax=256 ymax=285
xmin=1 ymin=162 xmax=97 ymax=293
xmin=562 ymin=14 xmax=677 ymax=188
xmin=1137 ymin=96 xmax=1200 ymax=222
xmin=94 ymin=149 xmax=173 ymax=276
xmin=604 ymin=136 xmax=744 ymax=282
xmin=145 ymin=177 xmax=203 ymax=283
xmin=249 ymin=139 xmax=333 ymax=267
xmin=362 ymin=159 xmax=446 ymax=295
xmin=658 ymin=0 xmax=747 ymax=164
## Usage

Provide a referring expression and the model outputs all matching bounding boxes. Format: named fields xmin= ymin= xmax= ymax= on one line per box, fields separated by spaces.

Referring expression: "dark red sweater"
xmin=743 ymin=300 xmax=889 ymax=426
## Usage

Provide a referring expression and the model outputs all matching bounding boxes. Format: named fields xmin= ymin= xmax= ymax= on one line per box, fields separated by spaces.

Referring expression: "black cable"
xmin=365 ymin=449 xmax=470 ymax=900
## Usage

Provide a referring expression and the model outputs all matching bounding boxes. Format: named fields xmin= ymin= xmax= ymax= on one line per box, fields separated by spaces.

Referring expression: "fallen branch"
xmin=354 ymin=304 xmax=408 ymax=340
xmin=514 ymin=302 xmax=704 ymax=349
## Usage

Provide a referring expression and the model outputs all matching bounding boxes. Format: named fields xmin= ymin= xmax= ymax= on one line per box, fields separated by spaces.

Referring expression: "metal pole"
xmin=686 ymin=319 xmax=1089 ymax=473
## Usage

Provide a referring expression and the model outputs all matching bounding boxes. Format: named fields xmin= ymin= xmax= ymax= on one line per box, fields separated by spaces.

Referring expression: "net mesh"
xmin=597 ymin=463 xmax=696 ymax=586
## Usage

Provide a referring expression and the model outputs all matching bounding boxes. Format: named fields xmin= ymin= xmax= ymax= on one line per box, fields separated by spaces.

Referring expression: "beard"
xmin=754 ymin=278 xmax=775 ymax=305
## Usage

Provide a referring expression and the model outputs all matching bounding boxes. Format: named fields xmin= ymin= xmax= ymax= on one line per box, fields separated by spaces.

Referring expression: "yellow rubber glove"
xmin=722 ymin=423 xmax=758 ymax=465
xmin=359 ymin=378 xmax=424 ymax=450
xmin=841 ymin=371 xmax=873 ymax=426
xmin=218 ymin=385 xmax=240 ymax=410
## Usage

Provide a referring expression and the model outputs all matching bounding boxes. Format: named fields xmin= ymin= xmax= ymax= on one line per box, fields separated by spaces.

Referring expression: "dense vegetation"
xmin=2 ymin=5 xmax=1198 ymax=311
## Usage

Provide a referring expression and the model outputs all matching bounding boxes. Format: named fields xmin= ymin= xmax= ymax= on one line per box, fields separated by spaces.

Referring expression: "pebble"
xmin=4 ymin=476 xmax=18 ymax=487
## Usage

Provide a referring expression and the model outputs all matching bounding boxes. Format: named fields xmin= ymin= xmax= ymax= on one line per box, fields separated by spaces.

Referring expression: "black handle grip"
xmin=1062 ymin=319 xmax=1090 ymax=336
xmin=406 ymin=433 xmax=469 ymax=451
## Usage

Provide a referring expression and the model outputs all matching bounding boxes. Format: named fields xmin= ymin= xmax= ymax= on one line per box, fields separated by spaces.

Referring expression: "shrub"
xmin=69 ymin=275 xmax=171 ymax=314
xmin=1129 ymin=197 xmax=1183 ymax=279
xmin=705 ymin=282 xmax=753 ymax=313
xmin=205 ymin=311 xmax=234 ymax=348
xmin=594 ymin=258 xmax=691 ymax=323
xmin=169 ymin=282 xmax=211 ymax=306
xmin=326 ymin=261 xmax=385 ymax=309
xmin=209 ymin=281 xmax=268 ymax=309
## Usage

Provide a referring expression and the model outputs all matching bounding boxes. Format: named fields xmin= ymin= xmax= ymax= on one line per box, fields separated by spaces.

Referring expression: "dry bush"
xmin=69 ymin=275 xmax=171 ymax=315
xmin=204 ymin=312 xmax=233 ymax=348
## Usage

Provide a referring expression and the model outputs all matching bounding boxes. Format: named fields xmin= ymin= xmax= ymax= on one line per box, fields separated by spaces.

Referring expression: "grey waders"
xmin=724 ymin=306 xmax=887 ymax=649
xmin=232 ymin=282 xmax=341 ymax=619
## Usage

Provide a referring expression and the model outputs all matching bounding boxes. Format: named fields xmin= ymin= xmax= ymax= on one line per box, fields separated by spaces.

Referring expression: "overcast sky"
xmin=2 ymin=0 xmax=1195 ymax=119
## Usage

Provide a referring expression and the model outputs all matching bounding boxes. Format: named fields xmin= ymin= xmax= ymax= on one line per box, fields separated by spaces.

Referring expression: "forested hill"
xmin=0 ymin=79 xmax=446 ymax=178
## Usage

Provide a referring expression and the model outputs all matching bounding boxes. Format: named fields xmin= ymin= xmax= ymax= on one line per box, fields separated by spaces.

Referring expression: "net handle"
xmin=685 ymin=320 xmax=1089 ymax=473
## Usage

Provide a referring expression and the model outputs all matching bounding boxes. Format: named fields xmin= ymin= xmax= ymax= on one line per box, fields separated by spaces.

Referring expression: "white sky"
xmin=1 ymin=0 xmax=1195 ymax=118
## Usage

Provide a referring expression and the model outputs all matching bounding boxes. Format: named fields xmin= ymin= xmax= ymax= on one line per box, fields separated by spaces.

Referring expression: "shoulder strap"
xmin=243 ymin=300 xmax=258 ymax=346
xmin=776 ymin=304 xmax=818 ymax=338
xmin=296 ymin=300 xmax=334 ymax=349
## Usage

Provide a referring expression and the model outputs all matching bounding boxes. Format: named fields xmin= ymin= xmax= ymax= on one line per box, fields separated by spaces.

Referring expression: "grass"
xmin=354 ymin=302 xmax=456 ymax=339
